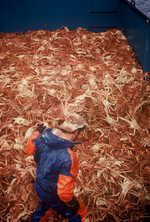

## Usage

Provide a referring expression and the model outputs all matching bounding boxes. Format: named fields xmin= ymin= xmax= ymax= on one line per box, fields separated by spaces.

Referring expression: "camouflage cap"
xmin=59 ymin=114 xmax=85 ymax=133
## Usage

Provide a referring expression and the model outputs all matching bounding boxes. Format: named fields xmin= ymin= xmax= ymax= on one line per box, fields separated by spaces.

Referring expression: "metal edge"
xmin=121 ymin=0 xmax=150 ymax=22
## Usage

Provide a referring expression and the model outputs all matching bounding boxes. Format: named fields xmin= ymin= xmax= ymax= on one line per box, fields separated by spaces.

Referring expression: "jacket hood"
xmin=35 ymin=128 xmax=76 ymax=150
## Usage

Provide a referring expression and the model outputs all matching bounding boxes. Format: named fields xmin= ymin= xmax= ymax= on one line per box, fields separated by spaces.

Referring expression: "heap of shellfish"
xmin=0 ymin=27 xmax=150 ymax=222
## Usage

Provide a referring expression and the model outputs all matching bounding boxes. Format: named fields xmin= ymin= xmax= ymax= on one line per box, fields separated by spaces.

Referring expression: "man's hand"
xmin=65 ymin=196 xmax=80 ymax=215
xmin=36 ymin=124 xmax=46 ymax=133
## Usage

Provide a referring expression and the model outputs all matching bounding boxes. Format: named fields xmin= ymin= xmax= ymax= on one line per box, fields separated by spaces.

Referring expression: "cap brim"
xmin=59 ymin=122 xmax=78 ymax=133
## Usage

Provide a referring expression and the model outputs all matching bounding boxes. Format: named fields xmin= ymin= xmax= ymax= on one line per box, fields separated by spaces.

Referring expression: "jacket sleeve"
xmin=57 ymin=148 xmax=79 ymax=203
xmin=26 ymin=131 xmax=40 ymax=155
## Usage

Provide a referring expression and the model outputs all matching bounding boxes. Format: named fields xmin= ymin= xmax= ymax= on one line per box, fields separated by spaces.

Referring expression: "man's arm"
xmin=26 ymin=124 xmax=46 ymax=155
xmin=26 ymin=131 xmax=40 ymax=155
xmin=57 ymin=148 xmax=80 ymax=214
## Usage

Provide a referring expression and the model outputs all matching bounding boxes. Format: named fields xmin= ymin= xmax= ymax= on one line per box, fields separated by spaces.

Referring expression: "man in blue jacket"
xmin=26 ymin=113 xmax=87 ymax=222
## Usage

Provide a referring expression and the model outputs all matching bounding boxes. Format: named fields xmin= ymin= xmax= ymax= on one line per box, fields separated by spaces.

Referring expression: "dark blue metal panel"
xmin=143 ymin=20 xmax=150 ymax=72
xmin=0 ymin=0 xmax=90 ymax=33
xmin=0 ymin=0 xmax=120 ymax=33
xmin=88 ymin=0 xmax=120 ymax=32
xmin=120 ymin=0 xmax=150 ymax=72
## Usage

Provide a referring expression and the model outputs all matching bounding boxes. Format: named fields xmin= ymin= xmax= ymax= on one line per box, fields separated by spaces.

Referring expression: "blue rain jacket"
xmin=26 ymin=128 xmax=79 ymax=202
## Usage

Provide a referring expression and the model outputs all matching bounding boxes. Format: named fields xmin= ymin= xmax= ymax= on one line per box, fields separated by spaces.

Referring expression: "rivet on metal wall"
xmin=131 ymin=0 xmax=135 ymax=6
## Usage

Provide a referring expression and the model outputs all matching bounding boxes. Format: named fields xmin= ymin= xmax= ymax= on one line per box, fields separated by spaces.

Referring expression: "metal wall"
xmin=119 ymin=0 xmax=150 ymax=72
xmin=0 ymin=0 xmax=120 ymax=33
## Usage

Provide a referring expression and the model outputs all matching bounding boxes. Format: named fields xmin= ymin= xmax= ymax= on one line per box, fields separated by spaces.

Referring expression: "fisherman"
xmin=26 ymin=114 xmax=87 ymax=222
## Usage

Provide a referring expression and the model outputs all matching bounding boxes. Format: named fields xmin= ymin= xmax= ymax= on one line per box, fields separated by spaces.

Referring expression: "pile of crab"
xmin=0 ymin=27 xmax=150 ymax=222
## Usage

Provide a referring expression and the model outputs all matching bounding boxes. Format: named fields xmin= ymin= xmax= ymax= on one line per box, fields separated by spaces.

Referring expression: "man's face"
xmin=72 ymin=130 xmax=79 ymax=141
